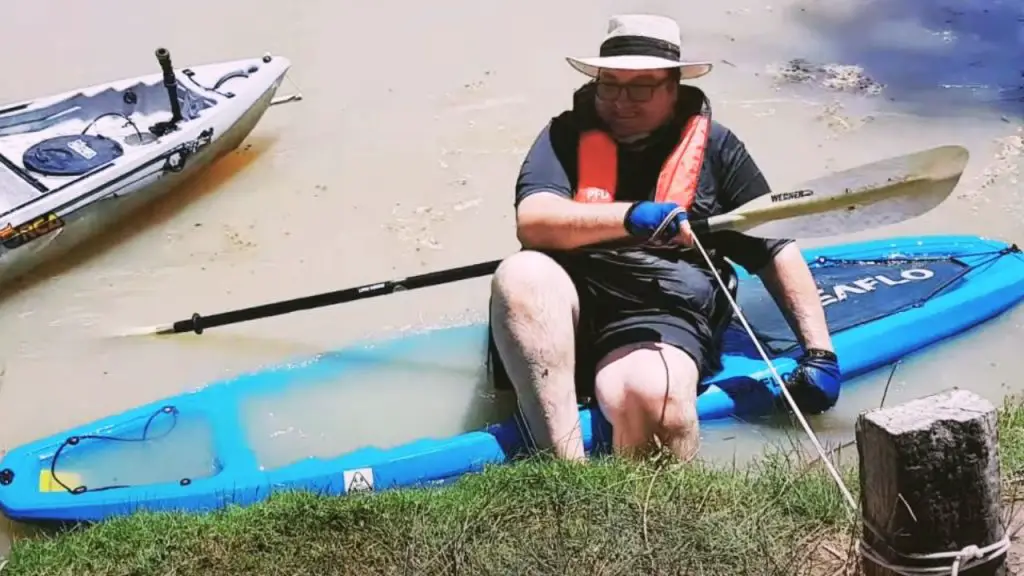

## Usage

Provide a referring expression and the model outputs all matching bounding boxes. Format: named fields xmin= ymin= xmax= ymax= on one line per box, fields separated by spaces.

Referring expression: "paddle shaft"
xmin=168 ymin=259 xmax=502 ymax=335
xmin=156 ymin=211 xmax=731 ymax=335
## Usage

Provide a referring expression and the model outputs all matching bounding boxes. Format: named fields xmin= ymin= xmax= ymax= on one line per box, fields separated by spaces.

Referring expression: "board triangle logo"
xmin=343 ymin=468 xmax=374 ymax=493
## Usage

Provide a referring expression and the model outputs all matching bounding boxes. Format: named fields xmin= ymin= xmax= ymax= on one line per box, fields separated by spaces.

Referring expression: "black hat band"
xmin=599 ymin=35 xmax=681 ymax=61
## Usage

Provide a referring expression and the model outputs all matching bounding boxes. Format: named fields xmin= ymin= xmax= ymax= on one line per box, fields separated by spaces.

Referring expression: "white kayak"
xmin=0 ymin=48 xmax=297 ymax=289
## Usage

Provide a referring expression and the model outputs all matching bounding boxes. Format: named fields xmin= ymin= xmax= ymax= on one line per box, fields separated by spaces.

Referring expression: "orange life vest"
xmin=574 ymin=108 xmax=711 ymax=208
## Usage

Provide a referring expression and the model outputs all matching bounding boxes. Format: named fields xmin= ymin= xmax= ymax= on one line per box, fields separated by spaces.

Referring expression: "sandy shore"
xmin=1 ymin=0 xmax=1022 ymax=557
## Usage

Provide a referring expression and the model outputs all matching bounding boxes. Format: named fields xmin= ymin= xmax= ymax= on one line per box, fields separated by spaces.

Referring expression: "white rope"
xmin=672 ymin=210 xmax=859 ymax=518
xmin=652 ymin=208 xmax=1011 ymax=575
xmin=857 ymin=536 xmax=1011 ymax=575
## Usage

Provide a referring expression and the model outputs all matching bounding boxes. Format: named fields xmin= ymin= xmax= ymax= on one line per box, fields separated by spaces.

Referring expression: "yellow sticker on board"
xmin=38 ymin=470 xmax=82 ymax=493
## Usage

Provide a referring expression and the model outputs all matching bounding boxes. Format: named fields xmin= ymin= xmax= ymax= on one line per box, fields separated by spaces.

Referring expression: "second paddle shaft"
xmin=176 ymin=259 xmax=503 ymax=334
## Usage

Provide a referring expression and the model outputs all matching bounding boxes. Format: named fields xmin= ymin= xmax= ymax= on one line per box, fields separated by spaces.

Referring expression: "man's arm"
xmin=713 ymin=124 xmax=833 ymax=352
xmin=518 ymin=195 xmax=634 ymax=250
xmin=514 ymin=123 xmax=634 ymax=251
xmin=755 ymin=243 xmax=834 ymax=351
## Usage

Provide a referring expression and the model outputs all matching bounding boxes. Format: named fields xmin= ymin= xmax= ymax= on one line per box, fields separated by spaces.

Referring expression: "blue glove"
xmin=783 ymin=348 xmax=841 ymax=415
xmin=624 ymin=201 xmax=687 ymax=242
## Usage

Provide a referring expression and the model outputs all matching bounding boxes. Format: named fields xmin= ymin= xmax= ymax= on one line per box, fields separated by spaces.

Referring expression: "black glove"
xmin=782 ymin=348 xmax=841 ymax=415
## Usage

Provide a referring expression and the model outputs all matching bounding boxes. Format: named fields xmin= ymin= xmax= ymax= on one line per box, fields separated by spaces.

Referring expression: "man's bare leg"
xmin=594 ymin=342 xmax=701 ymax=462
xmin=490 ymin=251 xmax=585 ymax=460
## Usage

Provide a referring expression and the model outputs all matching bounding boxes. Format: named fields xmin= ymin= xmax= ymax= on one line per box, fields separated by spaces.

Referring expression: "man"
xmin=488 ymin=14 xmax=841 ymax=462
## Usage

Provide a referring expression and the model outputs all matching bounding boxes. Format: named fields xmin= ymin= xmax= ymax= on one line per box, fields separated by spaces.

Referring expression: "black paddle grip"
xmin=155 ymin=48 xmax=174 ymax=83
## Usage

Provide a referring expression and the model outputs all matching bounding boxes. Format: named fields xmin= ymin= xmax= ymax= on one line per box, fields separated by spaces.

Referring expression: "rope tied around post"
xmin=856 ymin=389 xmax=1010 ymax=576
xmin=858 ymin=515 xmax=1012 ymax=575
xmin=857 ymin=535 xmax=1011 ymax=575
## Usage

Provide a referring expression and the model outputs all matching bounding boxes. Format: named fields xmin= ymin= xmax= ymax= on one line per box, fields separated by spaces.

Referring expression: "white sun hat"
xmin=566 ymin=14 xmax=714 ymax=81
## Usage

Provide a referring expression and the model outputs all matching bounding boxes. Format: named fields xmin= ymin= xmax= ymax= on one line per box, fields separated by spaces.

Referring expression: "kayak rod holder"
xmin=150 ymin=47 xmax=184 ymax=137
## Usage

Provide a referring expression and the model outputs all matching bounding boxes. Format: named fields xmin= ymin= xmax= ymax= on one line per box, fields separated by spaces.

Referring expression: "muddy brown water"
xmin=2 ymin=0 xmax=1022 ymax=557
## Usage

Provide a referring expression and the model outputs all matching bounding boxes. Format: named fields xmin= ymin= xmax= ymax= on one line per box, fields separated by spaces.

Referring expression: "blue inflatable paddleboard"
xmin=1 ymin=234 xmax=1022 ymax=523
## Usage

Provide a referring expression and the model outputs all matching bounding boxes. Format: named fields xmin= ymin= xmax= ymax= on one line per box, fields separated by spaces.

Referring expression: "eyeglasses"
xmin=595 ymin=78 xmax=671 ymax=103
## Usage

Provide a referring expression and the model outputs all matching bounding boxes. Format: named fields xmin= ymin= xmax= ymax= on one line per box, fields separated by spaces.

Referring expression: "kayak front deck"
xmin=1 ymin=234 xmax=1022 ymax=523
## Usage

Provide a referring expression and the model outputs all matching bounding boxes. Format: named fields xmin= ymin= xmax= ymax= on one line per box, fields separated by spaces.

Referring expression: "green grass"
xmin=3 ymin=397 xmax=1024 ymax=576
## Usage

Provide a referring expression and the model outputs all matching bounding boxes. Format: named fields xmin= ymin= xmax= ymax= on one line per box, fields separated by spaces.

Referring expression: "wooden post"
xmin=856 ymin=389 xmax=1006 ymax=575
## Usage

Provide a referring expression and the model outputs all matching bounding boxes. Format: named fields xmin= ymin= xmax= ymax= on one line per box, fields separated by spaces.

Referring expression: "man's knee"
xmin=594 ymin=343 xmax=700 ymax=432
xmin=490 ymin=251 xmax=578 ymax=318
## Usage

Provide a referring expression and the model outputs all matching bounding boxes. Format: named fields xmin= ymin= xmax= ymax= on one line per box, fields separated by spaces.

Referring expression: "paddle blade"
xmin=710 ymin=144 xmax=969 ymax=239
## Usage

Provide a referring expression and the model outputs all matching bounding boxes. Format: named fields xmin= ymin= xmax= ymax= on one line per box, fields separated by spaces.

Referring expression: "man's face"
xmin=594 ymin=68 xmax=677 ymax=139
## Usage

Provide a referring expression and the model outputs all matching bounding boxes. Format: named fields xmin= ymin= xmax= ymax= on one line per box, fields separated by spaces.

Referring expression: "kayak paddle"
xmin=117 ymin=259 xmax=504 ymax=336
xmin=120 ymin=144 xmax=969 ymax=337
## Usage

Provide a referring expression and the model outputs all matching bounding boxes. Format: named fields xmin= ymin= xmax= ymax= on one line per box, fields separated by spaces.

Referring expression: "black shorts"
xmin=487 ymin=251 xmax=737 ymax=402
